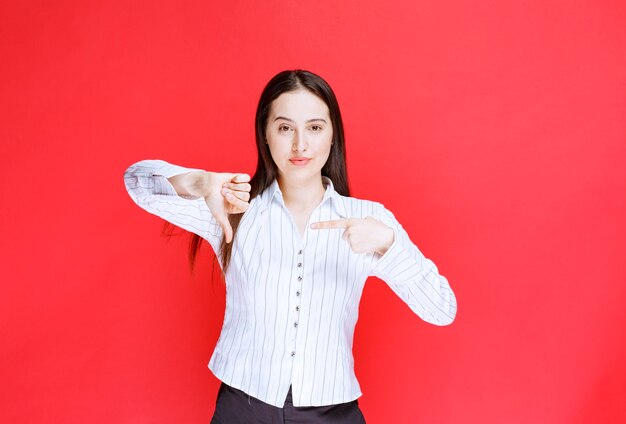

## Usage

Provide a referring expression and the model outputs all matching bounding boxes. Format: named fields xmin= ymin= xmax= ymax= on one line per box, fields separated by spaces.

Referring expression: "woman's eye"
xmin=279 ymin=125 xmax=291 ymax=132
xmin=310 ymin=125 xmax=322 ymax=131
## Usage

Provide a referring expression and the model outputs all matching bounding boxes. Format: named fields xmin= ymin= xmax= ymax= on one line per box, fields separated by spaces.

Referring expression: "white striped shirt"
xmin=124 ymin=159 xmax=457 ymax=408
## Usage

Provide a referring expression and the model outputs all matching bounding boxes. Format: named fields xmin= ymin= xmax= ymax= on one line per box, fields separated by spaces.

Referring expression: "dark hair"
xmin=187 ymin=69 xmax=350 ymax=273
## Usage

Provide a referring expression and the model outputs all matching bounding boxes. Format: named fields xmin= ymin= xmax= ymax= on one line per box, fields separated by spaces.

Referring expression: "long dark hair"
xmin=186 ymin=69 xmax=350 ymax=274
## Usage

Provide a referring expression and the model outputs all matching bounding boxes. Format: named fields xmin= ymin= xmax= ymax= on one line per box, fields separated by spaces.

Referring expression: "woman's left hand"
xmin=311 ymin=217 xmax=395 ymax=255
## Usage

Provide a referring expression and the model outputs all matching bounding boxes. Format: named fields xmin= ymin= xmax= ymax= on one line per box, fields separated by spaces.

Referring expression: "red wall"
xmin=1 ymin=1 xmax=625 ymax=423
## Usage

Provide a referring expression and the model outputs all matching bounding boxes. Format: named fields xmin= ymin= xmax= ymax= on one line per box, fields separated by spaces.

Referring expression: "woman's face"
xmin=265 ymin=89 xmax=333 ymax=184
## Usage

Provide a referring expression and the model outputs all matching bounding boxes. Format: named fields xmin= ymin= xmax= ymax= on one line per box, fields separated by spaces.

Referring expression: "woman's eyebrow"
xmin=273 ymin=116 xmax=327 ymax=123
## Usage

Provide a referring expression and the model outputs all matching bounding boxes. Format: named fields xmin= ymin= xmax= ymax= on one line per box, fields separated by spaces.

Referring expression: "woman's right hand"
xmin=168 ymin=171 xmax=251 ymax=243
xmin=206 ymin=172 xmax=251 ymax=243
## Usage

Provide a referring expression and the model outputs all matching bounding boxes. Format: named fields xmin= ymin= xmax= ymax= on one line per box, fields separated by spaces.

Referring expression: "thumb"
xmin=215 ymin=211 xmax=233 ymax=243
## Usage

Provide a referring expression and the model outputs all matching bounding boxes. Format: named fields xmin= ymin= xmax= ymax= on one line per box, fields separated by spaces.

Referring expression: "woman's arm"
xmin=370 ymin=203 xmax=457 ymax=326
xmin=123 ymin=159 xmax=250 ymax=254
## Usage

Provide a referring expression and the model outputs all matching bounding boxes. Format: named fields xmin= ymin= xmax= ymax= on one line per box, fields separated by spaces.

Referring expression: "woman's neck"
xmin=278 ymin=174 xmax=326 ymax=213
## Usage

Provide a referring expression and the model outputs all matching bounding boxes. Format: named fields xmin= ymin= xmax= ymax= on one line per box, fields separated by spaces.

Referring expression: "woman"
xmin=124 ymin=70 xmax=457 ymax=423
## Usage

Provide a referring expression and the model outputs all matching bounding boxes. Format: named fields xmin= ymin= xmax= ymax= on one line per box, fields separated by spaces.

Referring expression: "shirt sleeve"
xmin=123 ymin=159 xmax=223 ymax=256
xmin=369 ymin=202 xmax=457 ymax=326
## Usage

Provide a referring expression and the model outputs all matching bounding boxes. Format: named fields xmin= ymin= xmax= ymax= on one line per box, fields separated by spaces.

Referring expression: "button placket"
xmin=295 ymin=247 xmax=304 ymax=299
xmin=292 ymin=247 xmax=303 ymax=357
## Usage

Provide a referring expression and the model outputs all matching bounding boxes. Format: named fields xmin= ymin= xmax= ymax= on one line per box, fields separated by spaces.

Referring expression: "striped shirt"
xmin=124 ymin=159 xmax=457 ymax=408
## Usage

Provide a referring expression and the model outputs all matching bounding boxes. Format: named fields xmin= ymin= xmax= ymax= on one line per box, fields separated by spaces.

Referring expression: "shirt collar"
xmin=258 ymin=176 xmax=348 ymax=218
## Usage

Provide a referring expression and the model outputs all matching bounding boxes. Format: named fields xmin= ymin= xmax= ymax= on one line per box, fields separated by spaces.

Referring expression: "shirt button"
xmin=294 ymin=322 xmax=298 ymax=328
xmin=291 ymin=351 xmax=296 ymax=357
xmin=298 ymin=250 xmax=303 ymax=255
xmin=297 ymin=276 xmax=303 ymax=281
xmin=296 ymin=291 xmax=300 ymax=296
xmin=297 ymin=263 xmax=302 ymax=268
xmin=295 ymin=306 xmax=300 ymax=311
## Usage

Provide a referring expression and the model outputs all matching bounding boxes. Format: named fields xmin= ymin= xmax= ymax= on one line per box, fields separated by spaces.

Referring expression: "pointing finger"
xmin=311 ymin=219 xmax=350 ymax=230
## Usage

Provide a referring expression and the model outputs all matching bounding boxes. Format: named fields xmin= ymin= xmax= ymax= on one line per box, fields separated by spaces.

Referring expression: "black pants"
xmin=210 ymin=382 xmax=366 ymax=423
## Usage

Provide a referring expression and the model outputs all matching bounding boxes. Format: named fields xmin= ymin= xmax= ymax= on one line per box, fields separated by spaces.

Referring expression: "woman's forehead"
xmin=269 ymin=89 xmax=329 ymax=121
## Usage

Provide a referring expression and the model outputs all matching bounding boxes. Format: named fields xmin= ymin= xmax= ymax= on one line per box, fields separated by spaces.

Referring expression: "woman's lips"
xmin=289 ymin=157 xmax=311 ymax=166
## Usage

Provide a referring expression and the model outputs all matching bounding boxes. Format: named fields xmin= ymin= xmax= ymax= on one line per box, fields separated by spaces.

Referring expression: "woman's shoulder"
xmin=334 ymin=192 xmax=388 ymax=219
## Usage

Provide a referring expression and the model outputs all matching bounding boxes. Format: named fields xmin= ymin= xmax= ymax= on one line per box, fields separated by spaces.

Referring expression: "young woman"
xmin=124 ymin=70 xmax=457 ymax=423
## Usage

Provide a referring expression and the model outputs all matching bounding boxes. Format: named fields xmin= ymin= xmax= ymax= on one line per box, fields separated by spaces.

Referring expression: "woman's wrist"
xmin=168 ymin=171 xmax=213 ymax=198
xmin=376 ymin=226 xmax=395 ymax=256
xmin=193 ymin=171 xmax=214 ymax=198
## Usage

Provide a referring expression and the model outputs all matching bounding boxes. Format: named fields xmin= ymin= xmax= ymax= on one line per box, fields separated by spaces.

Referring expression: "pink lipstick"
xmin=289 ymin=157 xmax=311 ymax=166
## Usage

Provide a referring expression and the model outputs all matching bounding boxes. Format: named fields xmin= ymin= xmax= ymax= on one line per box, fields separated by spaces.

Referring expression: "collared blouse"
xmin=124 ymin=159 xmax=457 ymax=408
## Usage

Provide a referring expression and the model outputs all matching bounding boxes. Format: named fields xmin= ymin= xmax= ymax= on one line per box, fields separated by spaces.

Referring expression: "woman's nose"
xmin=292 ymin=131 xmax=307 ymax=152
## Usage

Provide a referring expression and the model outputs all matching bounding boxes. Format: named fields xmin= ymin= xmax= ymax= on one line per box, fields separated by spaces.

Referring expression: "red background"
xmin=1 ymin=1 xmax=625 ymax=423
